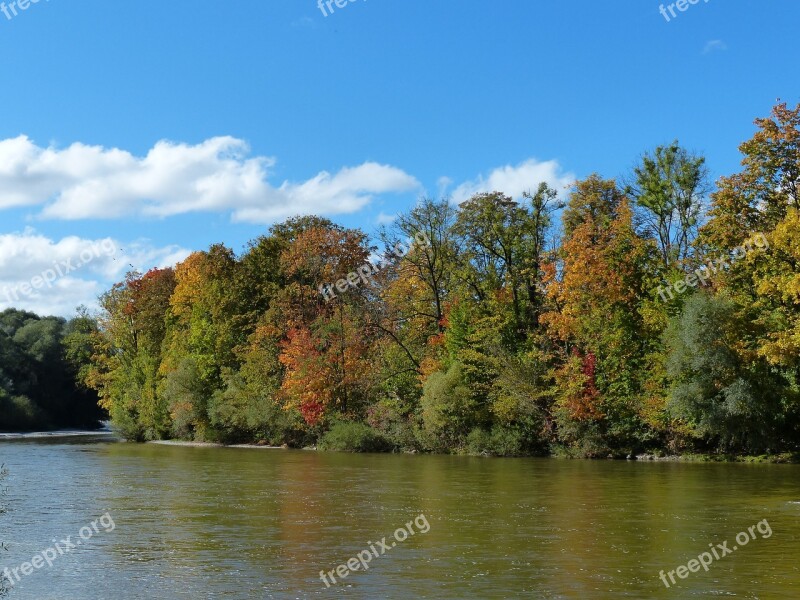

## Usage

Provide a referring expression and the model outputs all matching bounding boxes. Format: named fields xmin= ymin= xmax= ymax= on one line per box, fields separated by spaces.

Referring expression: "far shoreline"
xmin=2 ymin=432 xmax=797 ymax=463
xmin=0 ymin=429 xmax=116 ymax=441
xmin=142 ymin=440 xmax=800 ymax=463
xmin=148 ymin=439 xmax=293 ymax=450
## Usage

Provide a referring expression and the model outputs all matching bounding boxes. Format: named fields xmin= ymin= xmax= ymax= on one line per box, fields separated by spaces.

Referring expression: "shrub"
xmin=665 ymin=293 xmax=788 ymax=453
xmin=466 ymin=426 xmax=525 ymax=457
xmin=420 ymin=363 xmax=479 ymax=451
xmin=318 ymin=421 xmax=391 ymax=453
xmin=209 ymin=375 xmax=310 ymax=447
xmin=366 ymin=399 xmax=419 ymax=452
xmin=0 ymin=394 xmax=42 ymax=431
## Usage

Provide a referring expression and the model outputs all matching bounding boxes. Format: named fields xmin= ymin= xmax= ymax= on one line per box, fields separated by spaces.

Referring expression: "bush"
xmin=318 ymin=421 xmax=391 ymax=453
xmin=366 ymin=399 xmax=419 ymax=452
xmin=420 ymin=363 xmax=479 ymax=451
xmin=0 ymin=394 xmax=43 ymax=431
xmin=665 ymin=293 xmax=788 ymax=453
xmin=551 ymin=406 xmax=611 ymax=458
xmin=466 ymin=426 xmax=525 ymax=457
xmin=209 ymin=375 xmax=311 ymax=447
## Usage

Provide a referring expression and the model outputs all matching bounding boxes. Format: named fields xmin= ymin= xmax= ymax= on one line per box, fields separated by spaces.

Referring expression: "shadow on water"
xmin=0 ymin=432 xmax=118 ymax=446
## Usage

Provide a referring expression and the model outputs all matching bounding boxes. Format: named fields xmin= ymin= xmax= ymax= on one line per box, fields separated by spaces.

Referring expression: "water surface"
xmin=1 ymin=438 xmax=798 ymax=599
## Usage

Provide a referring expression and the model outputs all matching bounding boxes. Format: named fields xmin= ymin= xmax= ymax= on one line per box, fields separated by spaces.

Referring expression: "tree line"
xmin=0 ymin=309 xmax=103 ymax=432
xmin=82 ymin=103 xmax=800 ymax=457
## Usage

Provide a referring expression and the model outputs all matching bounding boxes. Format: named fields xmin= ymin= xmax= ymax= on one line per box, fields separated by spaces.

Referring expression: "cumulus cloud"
xmin=0 ymin=229 xmax=190 ymax=316
xmin=231 ymin=162 xmax=420 ymax=223
xmin=0 ymin=136 xmax=420 ymax=223
xmin=449 ymin=158 xmax=575 ymax=205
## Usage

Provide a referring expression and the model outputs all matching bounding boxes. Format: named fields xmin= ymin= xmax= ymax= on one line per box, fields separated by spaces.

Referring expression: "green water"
xmin=1 ymin=438 xmax=798 ymax=598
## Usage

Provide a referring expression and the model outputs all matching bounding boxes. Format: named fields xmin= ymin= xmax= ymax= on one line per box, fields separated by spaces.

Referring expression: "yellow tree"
xmin=542 ymin=175 xmax=658 ymax=454
xmin=160 ymin=245 xmax=239 ymax=439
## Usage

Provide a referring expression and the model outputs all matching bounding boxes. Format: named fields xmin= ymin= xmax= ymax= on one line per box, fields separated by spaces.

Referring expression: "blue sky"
xmin=0 ymin=0 xmax=797 ymax=315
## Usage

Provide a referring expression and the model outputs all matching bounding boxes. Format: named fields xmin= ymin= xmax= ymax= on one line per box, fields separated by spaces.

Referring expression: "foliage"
xmin=0 ymin=309 xmax=103 ymax=432
xmin=542 ymin=176 xmax=658 ymax=454
xmin=665 ymin=293 xmax=787 ymax=452
xmin=466 ymin=426 xmax=526 ymax=457
xmin=626 ymin=141 xmax=709 ymax=270
xmin=80 ymin=102 xmax=800 ymax=458
xmin=318 ymin=421 xmax=391 ymax=453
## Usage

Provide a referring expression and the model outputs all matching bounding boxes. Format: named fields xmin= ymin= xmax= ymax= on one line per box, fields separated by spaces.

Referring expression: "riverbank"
xmin=0 ymin=429 xmax=115 ymax=441
xmin=641 ymin=452 xmax=800 ymax=464
xmin=3 ymin=431 xmax=797 ymax=464
xmin=143 ymin=440 xmax=800 ymax=463
xmin=149 ymin=440 xmax=293 ymax=450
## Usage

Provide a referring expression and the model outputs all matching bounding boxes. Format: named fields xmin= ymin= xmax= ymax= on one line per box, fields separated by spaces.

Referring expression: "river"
xmin=0 ymin=436 xmax=798 ymax=599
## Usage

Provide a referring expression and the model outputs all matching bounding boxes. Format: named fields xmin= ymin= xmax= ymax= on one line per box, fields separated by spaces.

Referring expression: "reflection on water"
xmin=0 ymin=440 xmax=799 ymax=599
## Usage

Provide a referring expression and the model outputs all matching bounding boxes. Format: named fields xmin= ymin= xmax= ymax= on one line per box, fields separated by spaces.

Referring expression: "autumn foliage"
xmin=85 ymin=103 xmax=800 ymax=457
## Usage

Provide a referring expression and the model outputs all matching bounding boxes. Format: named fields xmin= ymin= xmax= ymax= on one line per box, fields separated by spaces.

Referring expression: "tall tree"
xmin=384 ymin=198 xmax=457 ymax=336
xmin=453 ymin=187 xmax=559 ymax=339
xmin=626 ymin=141 xmax=708 ymax=270
xmin=161 ymin=247 xmax=239 ymax=440
xmin=543 ymin=176 xmax=658 ymax=454
xmin=701 ymin=103 xmax=800 ymax=250
xmin=271 ymin=224 xmax=376 ymax=425
xmin=87 ymin=269 xmax=176 ymax=440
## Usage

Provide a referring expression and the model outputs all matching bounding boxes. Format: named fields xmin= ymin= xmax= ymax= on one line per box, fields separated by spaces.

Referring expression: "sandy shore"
xmin=148 ymin=440 xmax=288 ymax=449
xmin=149 ymin=440 xmax=223 ymax=447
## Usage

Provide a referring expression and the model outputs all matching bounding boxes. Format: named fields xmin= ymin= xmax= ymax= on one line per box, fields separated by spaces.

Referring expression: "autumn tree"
xmin=161 ymin=247 xmax=239 ymax=440
xmin=683 ymin=103 xmax=800 ymax=451
xmin=88 ymin=268 xmax=176 ymax=440
xmin=702 ymin=103 xmax=800 ymax=251
xmin=542 ymin=176 xmax=659 ymax=455
xmin=84 ymin=102 xmax=800 ymax=457
xmin=269 ymin=223 xmax=376 ymax=426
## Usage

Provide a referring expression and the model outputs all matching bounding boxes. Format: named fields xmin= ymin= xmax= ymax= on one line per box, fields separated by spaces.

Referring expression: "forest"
xmin=77 ymin=103 xmax=800 ymax=457
xmin=0 ymin=309 xmax=104 ymax=432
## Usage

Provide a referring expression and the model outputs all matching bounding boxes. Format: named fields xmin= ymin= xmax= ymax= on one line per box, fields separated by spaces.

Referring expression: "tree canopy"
xmin=78 ymin=103 xmax=800 ymax=457
xmin=0 ymin=308 xmax=103 ymax=432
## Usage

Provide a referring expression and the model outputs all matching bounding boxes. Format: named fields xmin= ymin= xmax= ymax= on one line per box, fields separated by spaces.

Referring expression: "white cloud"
xmin=0 ymin=136 xmax=420 ymax=223
xmin=449 ymin=158 xmax=575 ymax=205
xmin=231 ymin=162 xmax=419 ymax=223
xmin=703 ymin=40 xmax=727 ymax=54
xmin=436 ymin=176 xmax=453 ymax=198
xmin=375 ymin=212 xmax=397 ymax=225
xmin=0 ymin=229 xmax=190 ymax=317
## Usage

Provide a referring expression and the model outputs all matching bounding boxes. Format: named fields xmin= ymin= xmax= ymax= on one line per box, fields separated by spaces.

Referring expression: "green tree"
xmin=88 ymin=269 xmax=176 ymax=440
xmin=0 ymin=309 xmax=103 ymax=432
xmin=420 ymin=362 xmax=478 ymax=451
xmin=626 ymin=141 xmax=708 ymax=270
xmin=665 ymin=293 xmax=789 ymax=452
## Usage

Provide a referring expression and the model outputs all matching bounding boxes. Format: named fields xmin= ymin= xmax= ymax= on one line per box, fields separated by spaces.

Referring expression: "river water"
xmin=0 ymin=436 xmax=798 ymax=599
